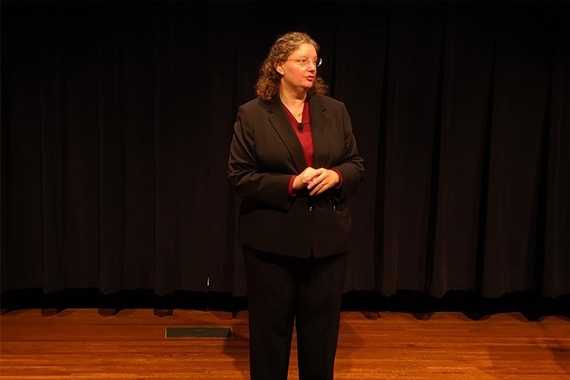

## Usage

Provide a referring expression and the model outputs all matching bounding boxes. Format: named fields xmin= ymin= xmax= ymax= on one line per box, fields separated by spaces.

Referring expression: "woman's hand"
xmin=293 ymin=167 xmax=318 ymax=191
xmin=306 ymin=168 xmax=340 ymax=196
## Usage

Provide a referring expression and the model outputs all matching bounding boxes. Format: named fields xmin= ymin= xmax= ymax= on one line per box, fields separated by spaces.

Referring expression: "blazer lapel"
xmin=309 ymin=95 xmax=330 ymax=168
xmin=266 ymin=98 xmax=307 ymax=172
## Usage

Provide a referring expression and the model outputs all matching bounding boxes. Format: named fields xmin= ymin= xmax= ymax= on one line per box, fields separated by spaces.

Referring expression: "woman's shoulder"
xmin=239 ymin=97 xmax=272 ymax=113
xmin=310 ymin=93 xmax=346 ymax=110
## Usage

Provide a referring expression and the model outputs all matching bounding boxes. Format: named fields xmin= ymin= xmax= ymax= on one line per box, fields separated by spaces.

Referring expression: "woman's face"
xmin=276 ymin=42 xmax=318 ymax=92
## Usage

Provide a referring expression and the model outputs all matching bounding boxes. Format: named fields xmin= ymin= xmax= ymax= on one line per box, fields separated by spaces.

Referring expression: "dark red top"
xmin=283 ymin=100 xmax=314 ymax=167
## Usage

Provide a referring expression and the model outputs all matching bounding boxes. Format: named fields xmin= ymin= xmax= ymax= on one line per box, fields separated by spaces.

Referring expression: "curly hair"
xmin=254 ymin=31 xmax=329 ymax=102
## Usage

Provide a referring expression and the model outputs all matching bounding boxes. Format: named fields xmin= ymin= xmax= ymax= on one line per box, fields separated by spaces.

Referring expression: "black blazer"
xmin=228 ymin=93 xmax=365 ymax=258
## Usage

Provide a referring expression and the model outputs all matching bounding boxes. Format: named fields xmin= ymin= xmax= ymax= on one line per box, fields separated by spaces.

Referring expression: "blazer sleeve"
xmin=227 ymin=106 xmax=293 ymax=211
xmin=330 ymin=102 xmax=365 ymax=201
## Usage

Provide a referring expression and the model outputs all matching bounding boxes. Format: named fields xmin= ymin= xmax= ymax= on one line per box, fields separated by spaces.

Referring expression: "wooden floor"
xmin=1 ymin=309 xmax=568 ymax=379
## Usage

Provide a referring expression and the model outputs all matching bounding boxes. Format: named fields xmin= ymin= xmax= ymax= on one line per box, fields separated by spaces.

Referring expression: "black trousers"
xmin=243 ymin=245 xmax=348 ymax=380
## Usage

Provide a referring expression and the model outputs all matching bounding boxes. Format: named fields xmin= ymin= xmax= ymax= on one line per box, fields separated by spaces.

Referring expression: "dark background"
xmin=2 ymin=0 xmax=568 ymax=316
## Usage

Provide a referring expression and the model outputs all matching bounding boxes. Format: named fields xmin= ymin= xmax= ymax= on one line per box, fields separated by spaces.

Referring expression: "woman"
xmin=227 ymin=31 xmax=365 ymax=380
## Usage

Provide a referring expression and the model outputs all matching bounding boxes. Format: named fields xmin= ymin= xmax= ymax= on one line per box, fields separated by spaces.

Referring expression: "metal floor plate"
xmin=165 ymin=326 xmax=233 ymax=339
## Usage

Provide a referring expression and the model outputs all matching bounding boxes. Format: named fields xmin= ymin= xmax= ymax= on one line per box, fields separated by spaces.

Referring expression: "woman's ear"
xmin=275 ymin=62 xmax=285 ymax=76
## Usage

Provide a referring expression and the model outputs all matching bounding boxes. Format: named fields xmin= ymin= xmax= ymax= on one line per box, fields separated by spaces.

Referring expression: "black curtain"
xmin=2 ymin=1 xmax=568 ymax=304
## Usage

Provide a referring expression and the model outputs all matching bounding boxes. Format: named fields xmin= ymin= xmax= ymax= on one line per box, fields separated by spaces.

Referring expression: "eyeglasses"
xmin=287 ymin=57 xmax=322 ymax=68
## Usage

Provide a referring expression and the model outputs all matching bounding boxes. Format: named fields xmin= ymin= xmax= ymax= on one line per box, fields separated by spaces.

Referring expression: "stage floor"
xmin=1 ymin=309 xmax=568 ymax=379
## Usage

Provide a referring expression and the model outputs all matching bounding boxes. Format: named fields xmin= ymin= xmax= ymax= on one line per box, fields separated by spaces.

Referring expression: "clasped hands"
xmin=293 ymin=167 xmax=339 ymax=196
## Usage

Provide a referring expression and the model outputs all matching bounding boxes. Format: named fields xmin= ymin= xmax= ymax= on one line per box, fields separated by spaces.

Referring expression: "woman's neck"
xmin=279 ymin=87 xmax=307 ymax=109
